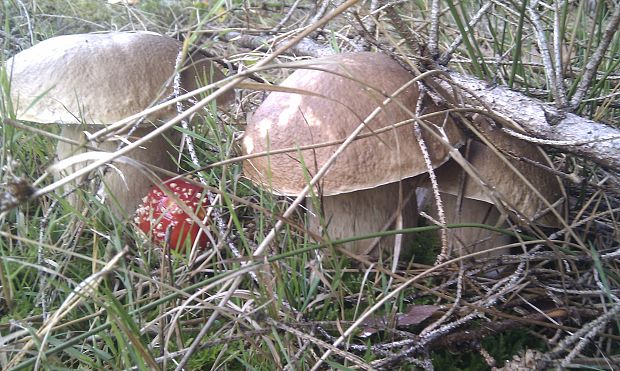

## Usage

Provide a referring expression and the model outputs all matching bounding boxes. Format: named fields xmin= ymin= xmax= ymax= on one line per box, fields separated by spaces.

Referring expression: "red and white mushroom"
xmin=135 ymin=178 xmax=210 ymax=251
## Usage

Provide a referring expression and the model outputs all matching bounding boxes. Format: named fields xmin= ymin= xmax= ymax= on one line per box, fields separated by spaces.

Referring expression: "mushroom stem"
xmin=307 ymin=178 xmax=418 ymax=259
xmin=56 ymin=126 xmax=180 ymax=217
xmin=436 ymin=192 xmax=512 ymax=257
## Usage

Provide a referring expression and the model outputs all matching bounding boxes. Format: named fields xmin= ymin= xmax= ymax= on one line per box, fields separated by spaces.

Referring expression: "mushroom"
xmin=135 ymin=178 xmax=210 ymax=251
xmin=242 ymin=52 xmax=463 ymax=258
xmin=423 ymin=116 xmax=563 ymax=257
xmin=6 ymin=31 xmax=232 ymax=216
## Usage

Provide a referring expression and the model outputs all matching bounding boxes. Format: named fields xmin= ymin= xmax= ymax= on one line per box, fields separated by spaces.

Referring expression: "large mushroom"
xmin=242 ymin=52 xmax=464 ymax=258
xmin=423 ymin=116 xmax=564 ymax=257
xmin=6 ymin=31 xmax=231 ymax=216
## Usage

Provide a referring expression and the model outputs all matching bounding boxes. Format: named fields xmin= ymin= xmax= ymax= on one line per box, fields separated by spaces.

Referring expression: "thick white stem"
xmin=55 ymin=126 xmax=180 ymax=217
xmin=307 ymin=178 xmax=418 ymax=259
xmin=429 ymin=193 xmax=512 ymax=257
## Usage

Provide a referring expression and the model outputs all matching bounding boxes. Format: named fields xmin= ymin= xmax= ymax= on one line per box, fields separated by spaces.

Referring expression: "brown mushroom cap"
xmin=242 ymin=52 xmax=464 ymax=196
xmin=6 ymin=31 xmax=229 ymax=126
xmin=432 ymin=119 xmax=563 ymax=226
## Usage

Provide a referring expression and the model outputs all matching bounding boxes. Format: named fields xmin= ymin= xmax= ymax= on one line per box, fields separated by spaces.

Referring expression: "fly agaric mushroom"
xmin=242 ymin=52 xmax=464 ymax=258
xmin=423 ymin=116 xmax=563 ymax=257
xmin=135 ymin=178 xmax=210 ymax=251
xmin=5 ymin=31 xmax=232 ymax=216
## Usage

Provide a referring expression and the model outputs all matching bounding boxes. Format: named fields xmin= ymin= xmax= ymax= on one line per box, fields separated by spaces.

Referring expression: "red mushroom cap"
xmin=135 ymin=178 xmax=210 ymax=252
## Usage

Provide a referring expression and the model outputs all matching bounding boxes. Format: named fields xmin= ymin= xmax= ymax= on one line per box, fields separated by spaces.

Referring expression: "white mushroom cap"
xmin=4 ymin=31 xmax=230 ymax=218
xmin=242 ymin=52 xmax=464 ymax=196
xmin=6 ymin=31 xmax=229 ymax=126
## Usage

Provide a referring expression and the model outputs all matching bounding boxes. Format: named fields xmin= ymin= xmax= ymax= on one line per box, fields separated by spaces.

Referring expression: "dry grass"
xmin=0 ymin=0 xmax=619 ymax=370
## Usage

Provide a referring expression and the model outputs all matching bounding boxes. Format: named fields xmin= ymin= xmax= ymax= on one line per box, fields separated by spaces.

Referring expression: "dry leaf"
xmin=360 ymin=305 xmax=440 ymax=337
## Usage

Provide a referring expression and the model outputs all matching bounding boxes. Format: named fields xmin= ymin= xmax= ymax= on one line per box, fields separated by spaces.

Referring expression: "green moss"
xmin=432 ymin=328 xmax=546 ymax=370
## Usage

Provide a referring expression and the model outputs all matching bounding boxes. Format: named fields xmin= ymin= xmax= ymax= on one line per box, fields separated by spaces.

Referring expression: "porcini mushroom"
xmin=6 ymin=31 xmax=231 ymax=216
xmin=242 ymin=52 xmax=463 ymax=258
xmin=424 ymin=116 xmax=563 ymax=257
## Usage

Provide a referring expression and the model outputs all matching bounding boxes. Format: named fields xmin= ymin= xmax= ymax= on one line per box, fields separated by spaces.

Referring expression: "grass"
xmin=1 ymin=0 xmax=619 ymax=370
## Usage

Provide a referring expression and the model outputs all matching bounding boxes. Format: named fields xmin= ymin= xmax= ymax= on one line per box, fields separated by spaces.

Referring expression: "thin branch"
xmin=14 ymin=0 xmax=34 ymax=45
xmin=220 ymin=31 xmax=335 ymax=58
xmin=527 ymin=2 xmax=563 ymax=107
xmin=439 ymin=2 xmax=493 ymax=66
xmin=271 ymin=0 xmax=304 ymax=32
xmin=428 ymin=0 xmax=440 ymax=59
xmin=548 ymin=303 xmax=620 ymax=365
xmin=271 ymin=320 xmax=372 ymax=370
xmin=384 ymin=4 xmax=422 ymax=57
xmin=307 ymin=0 xmax=331 ymax=27
xmin=414 ymin=87 xmax=449 ymax=263
xmin=434 ymin=71 xmax=620 ymax=171
xmin=171 ymin=49 xmax=247 ymax=275
xmin=552 ymin=0 xmax=568 ymax=108
xmin=570 ymin=4 xmax=620 ymax=109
